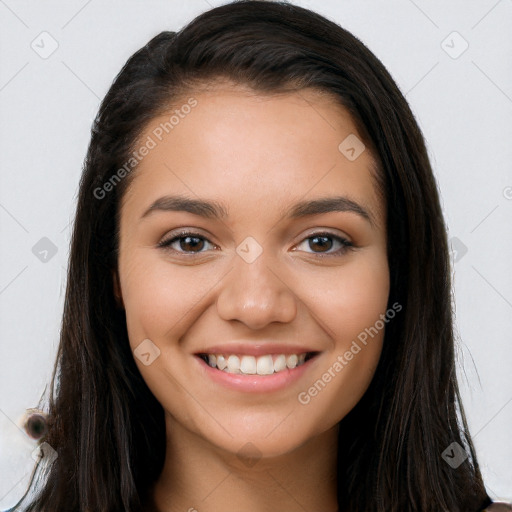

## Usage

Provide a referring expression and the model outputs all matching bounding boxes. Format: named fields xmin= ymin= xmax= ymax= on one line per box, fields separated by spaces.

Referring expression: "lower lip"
xmin=194 ymin=354 xmax=319 ymax=393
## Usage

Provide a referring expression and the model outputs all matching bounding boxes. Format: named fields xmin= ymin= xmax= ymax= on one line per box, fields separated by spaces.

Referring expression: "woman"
xmin=10 ymin=1 xmax=510 ymax=511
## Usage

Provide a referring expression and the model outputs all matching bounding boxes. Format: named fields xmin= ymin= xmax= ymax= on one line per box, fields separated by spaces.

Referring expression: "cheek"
xmin=120 ymin=252 xmax=221 ymax=347
xmin=304 ymin=252 xmax=390 ymax=347
xmin=335 ymin=263 xmax=389 ymax=344
xmin=122 ymin=261 xmax=169 ymax=345
xmin=293 ymin=253 xmax=389 ymax=423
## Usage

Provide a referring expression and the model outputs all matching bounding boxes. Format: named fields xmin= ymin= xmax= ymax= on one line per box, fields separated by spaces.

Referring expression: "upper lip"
xmin=194 ymin=342 xmax=320 ymax=357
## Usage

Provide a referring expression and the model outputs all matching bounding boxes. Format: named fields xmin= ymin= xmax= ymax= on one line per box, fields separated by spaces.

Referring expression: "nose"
xmin=216 ymin=249 xmax=297 ymax=330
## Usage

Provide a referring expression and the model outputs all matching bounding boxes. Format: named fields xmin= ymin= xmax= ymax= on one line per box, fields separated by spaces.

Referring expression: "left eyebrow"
xmin=282 ymin=196 xmax=376 ymax=228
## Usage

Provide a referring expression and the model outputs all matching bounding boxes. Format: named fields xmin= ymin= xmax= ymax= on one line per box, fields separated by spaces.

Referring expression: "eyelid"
xmin=300 ymin=227 xmax=352 ymax=244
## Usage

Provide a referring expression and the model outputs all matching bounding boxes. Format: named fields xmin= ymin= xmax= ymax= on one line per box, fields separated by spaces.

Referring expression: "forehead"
xmin=121 ymin=85 xmax=384 ymax=228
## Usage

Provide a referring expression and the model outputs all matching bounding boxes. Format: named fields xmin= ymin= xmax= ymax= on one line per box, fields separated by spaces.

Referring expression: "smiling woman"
xmin=114 ymin=88 xmax=390 ymax=508
xmin=10 ymin=1 xmax=510 ymax=512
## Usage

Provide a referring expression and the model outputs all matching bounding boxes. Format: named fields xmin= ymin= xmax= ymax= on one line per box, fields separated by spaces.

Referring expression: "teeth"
xmin=273 ymin=354 xmax=287 ymax=372
xmin=286 ymin=354 xmax=298 ymax=369
xmin=226 ymin=355 xmax=240 ymax=373
xmin=240 ymin=355 xmax=256 ymax=374
xmin=216 ymin=355 xmax=227 ymax=371
xmin=200 ymin=352 xmax=311 ymax=375
xmin=256 ymin=355 xmax=274 ymax=375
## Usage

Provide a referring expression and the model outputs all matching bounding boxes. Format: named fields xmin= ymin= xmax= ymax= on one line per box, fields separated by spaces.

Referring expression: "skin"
xmin=114 ymin=82 xmax=389 ymax=512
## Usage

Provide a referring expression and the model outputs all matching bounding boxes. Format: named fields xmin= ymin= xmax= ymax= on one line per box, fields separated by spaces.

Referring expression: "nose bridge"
xmin=215 ymin=237 xmax=297 ymax=328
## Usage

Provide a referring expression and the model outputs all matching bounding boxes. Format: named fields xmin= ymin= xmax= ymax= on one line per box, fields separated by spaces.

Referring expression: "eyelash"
xmin=156 ymin=230 xmax=354 ymax=258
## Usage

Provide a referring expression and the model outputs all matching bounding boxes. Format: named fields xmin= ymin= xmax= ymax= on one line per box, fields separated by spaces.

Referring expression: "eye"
xmin=157 ymin=230 xmax=216 ymax=255
xmin=294 ymin=232 xmax=354 ymax=257
xmin=157 ymin=230 xmax=354 ymax=258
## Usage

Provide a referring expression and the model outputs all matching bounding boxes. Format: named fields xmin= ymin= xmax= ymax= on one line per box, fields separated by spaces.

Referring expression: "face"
xmin=114 ymin=83 xmax=389 ymax=459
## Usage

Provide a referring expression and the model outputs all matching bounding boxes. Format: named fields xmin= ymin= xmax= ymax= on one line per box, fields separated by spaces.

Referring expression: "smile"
xmin=197 ymin=352 xmax=316 ymax=375
xmin=194 ymin=351 xmax=321 ymax=393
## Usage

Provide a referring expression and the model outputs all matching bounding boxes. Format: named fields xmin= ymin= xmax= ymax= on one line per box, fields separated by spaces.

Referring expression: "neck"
xmin=148 ymin=414 xmax=339 ymax=512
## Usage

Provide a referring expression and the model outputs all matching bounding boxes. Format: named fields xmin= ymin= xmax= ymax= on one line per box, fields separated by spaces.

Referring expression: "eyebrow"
xmin=141 ymin=195 xmax=229 ymax=220
xmin=141 ymin=194 xmax=376 ymax=227
xmin=284 ymin=196 xmax=375 ymax=227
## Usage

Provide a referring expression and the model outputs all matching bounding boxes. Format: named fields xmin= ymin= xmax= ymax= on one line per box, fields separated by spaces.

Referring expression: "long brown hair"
xmin=16 ymin=1 xmax=491 ymax=510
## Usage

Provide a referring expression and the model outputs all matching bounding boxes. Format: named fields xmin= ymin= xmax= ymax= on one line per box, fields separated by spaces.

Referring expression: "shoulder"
xmin=483 ymin=503 xmax=512 ymax=511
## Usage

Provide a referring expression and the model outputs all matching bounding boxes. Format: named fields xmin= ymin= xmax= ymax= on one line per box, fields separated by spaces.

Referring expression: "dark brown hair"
xmin=15 ymin=1 xmax=491 ymax=510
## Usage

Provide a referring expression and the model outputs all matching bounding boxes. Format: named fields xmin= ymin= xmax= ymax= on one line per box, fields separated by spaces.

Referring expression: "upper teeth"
xmin=204 ymin=353 xmax=308 ymax=375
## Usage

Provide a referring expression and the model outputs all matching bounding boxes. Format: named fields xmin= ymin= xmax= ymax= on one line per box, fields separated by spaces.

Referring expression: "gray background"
xmin=1 ymin=0 xmax=511 ymax=508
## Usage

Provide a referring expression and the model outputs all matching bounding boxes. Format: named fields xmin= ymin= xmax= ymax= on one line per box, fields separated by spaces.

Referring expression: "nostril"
xmin=24 ymin=411 xmax=48 ymax=441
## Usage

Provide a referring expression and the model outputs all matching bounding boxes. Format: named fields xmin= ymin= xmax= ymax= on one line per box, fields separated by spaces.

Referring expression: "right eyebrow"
xmin=140 ymin=195 xmax=229 ymax=220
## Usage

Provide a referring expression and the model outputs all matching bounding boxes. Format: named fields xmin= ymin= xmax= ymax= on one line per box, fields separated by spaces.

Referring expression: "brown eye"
xmin=295 ymin=232 xmax=353 ymax=257
xmin=157 ymin=231 xmax=215 ymax=254
xmin=176 ymin=235 xmax=205 ymax=252
xmin=309 ymin=235 xmax=333 ymax=252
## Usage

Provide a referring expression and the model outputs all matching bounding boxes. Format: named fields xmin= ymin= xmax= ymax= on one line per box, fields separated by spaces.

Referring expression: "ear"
xmin=112 ymin=269 xmax=124 ymax=309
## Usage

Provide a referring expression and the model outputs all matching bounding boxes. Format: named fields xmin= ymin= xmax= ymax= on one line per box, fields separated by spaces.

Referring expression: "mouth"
xmin=195 ymin=351 xmax=319 ymax=376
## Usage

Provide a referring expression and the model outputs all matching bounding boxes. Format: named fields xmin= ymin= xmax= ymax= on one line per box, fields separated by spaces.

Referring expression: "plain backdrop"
xmin=1 ymin=0 xmax=511 ymax=508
